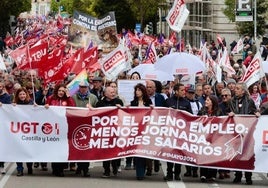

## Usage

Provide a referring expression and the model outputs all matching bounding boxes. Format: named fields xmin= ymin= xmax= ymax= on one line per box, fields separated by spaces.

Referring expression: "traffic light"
xmin=144 ymin=23 xmax=153 ymax=35
xmin=60 ymin=5 xmax=64 ymax=11
xmin=144 ymin=24 xmax=149 ymax=34
xmin=148 ymin=22 xmax=153 ymax=34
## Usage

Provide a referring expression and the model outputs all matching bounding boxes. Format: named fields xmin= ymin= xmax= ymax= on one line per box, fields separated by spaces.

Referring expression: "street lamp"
xmin=254 ymin=0 xmax=257 ymax=41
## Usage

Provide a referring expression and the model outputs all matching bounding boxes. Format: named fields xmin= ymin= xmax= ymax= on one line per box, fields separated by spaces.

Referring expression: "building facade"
xmin=30 ymin=0 xmax=51 ymax=16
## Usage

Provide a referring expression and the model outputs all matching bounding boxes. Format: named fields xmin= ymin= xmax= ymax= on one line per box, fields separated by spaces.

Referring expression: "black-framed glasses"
xmin=221 ymin=94 xmax=229 ymax=97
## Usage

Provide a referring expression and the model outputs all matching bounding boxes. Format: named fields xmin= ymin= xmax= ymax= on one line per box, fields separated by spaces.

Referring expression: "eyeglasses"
xmin=221 ymin=94 xmax=229 ymax=97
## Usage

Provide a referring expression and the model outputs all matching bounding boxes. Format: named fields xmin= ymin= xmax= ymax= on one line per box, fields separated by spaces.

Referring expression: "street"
xmin=0 ymin=161 xmax=268 ymax=188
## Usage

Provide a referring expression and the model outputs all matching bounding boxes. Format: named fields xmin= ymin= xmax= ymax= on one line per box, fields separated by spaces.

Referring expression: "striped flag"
xmin=240 ymin=52 xmax=265 ymax=87
xmin=67 ymin=69 xmax=88 ymax=96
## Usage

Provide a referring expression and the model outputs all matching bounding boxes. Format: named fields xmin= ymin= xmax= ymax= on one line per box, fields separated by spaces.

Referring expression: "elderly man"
xmin=90 ymin=77 xmax=104 ymax=100
xmin=229 ymin=83 xmax=259 ymax=185
xmin=218 ymin=88 xmax=232 ymax=179
xmin=73 ymin=80 xmax=98 ymax=108
xmin=226 ymin=78 xmax=236 ymax=97
xmin=96 ymin=86 xmax=124 ymax=178
xmin=184 ymin=86 xmax=201 ymax=177
xmin=145 ymin=80 xmax=165 ymax=176
xmin=72 ymin=80 xmax=98 ymax=177
xmin=215 ymin=82 xmax=225 ymax=102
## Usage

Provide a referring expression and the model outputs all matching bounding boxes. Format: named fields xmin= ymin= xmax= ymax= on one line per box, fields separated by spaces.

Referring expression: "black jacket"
xmin=96 ymin=97 xmax=123 ymax=107
xmin=197 ymin=106 xmax=223 ymax=116
xmin=130 ymin=98 xmax=152 ymax=107
xmin=229 ymin=95 xmax=256 ymax=115
xmin=165 ymin=96 xmax=192 ymax=114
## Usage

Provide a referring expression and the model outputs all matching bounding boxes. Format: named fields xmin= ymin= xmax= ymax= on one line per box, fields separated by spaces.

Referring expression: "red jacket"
xmin=46 ymin=95 xmax=76 ymax=107
xmin=243 ymin=55 xmax=252 ymax=68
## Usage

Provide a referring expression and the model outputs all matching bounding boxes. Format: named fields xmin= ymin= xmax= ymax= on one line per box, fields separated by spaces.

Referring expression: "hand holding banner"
xmin=1 ymin=105 xmax=268 ymax=173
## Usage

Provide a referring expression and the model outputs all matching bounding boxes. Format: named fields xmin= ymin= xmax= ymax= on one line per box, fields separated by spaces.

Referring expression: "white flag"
xmin=0 ymin=54 xmax=7 ymax=71
xmin=231 ymin=38 xmax=244 ymax=54
xmin=220 ymin=48 xmax=236 ymax=77
xmin=100 ymin=44 xmax=131 ymax=81
xmin=240 ymin=52 xmax=265 ymax=87
xmin=166 ymin=0 xmax=189 ymax=33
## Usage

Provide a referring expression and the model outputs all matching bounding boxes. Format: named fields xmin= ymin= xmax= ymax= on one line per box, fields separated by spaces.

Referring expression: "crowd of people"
xmin=0 ymin=65 xmax=267 ymax=185
xmin=0 ymin=15 xmax=268 ymax=186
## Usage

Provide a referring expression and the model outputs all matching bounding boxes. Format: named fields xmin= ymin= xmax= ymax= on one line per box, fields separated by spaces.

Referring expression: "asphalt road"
xmin=0 ymin=161 xmax=268 ymax=188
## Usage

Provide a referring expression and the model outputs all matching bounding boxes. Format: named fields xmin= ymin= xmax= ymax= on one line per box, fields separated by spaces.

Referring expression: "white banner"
xmin=0 ymin=105 xmax=69 ymax=162
xmin=1 ymin=104 xmax=268 ymax=173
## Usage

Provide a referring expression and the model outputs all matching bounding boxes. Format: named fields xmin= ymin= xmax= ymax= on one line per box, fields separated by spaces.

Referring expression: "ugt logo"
xmin=262 ymin=130 xmax=268 ymax=145
xmin=10 ymin=121 xmax=59 ymax=135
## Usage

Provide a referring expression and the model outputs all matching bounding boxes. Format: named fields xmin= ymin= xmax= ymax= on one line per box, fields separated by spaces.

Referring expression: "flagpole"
xmin=179 ymin=32 xmax=182 ymax=53
xmin=26 ymin=44 xmax=36 ymax=104
xmin=254 ymin=0 xmax=257 ymax=41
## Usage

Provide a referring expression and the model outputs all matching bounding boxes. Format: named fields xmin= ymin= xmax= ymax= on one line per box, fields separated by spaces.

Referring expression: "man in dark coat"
xmin=96 ymin=86 xmax=123 ymax=178
xmin=164 ymin=83 xmax=192 ymax=181
xmin=229 ymin=83 xmax=260 ymax=185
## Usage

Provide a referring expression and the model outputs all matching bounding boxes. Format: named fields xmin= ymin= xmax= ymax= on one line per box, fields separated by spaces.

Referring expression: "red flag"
xmin=13 ymin=35 xmax=23 ymax=46
xmin=29 ymin=41 xmax=49 ymax=70
xmin=4 ymin=36 xmax=14 ymax=47
xmin=83 ymin=47 xmax=98 ymax=70
xmin=127 ymin=31 xmax=141 ymax=46
xmin=57 ymin=15 xmax=64 ymax=30
xmin=40 ymin=45 xmax=65 ymax=81
xmin=9 ymin=45 xmax=30 ymax=69
xmin=26 ymin=35 xmax=39 ymax=47
xmin=169 ymin=32 xmax=177 ymax=46
xmin=140 ymin=34 xmax=156 ymax=45
xmin=87 ymin=61 xmax=101 ymax=73
xmin=43 ymin=61 xmax=66 ymax=84
xmin=68 ymin=48 xmax=84 ymax=74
